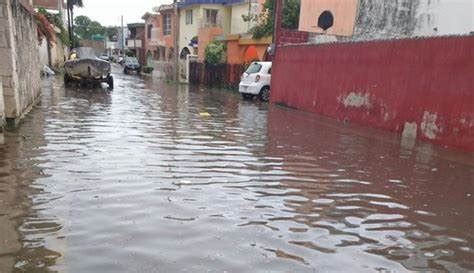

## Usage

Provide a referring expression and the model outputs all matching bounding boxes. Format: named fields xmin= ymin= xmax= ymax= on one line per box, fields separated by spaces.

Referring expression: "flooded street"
xmin=1 ymin=66 xmax=473 ymax=272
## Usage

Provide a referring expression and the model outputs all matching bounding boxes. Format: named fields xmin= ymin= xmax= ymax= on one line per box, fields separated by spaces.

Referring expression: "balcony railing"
xmin=126 ymin=39 xmax=143 ymax=48
xmin=179 ymin=0 xmax=246 ymax=8
xmin=199 ymin=17 xmax=224 ymax=29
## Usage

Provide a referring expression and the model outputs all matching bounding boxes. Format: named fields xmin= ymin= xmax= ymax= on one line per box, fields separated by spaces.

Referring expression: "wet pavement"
xmin=0 ymin=65 xmax=473 ymax=272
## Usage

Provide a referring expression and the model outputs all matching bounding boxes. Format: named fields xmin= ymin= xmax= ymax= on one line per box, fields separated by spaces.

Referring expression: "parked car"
xmin=64 ymin=47 xmax=113 ymax=89
xmin=123 ymin=57 xmax=141 ymax=75
xmin=239 ymin=61 xmax=272 ymax=101
xmin=117 ymin=56 xmax=124 ymax=65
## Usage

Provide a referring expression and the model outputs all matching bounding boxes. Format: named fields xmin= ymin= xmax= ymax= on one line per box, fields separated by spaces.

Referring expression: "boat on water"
xmin=64 ymin=47 xmax=114 ymax=89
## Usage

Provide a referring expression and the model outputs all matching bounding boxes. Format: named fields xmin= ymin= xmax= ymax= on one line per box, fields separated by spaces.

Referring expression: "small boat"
xmin=64 ymin=47 xmax=114 ymax=89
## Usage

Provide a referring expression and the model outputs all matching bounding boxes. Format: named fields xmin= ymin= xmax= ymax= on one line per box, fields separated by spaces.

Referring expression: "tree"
xmin=105 ymin=27 xmax=119 ymax=41
xmin=74 ymin=15 xmax=106 ymax=40
xmin=244 ymin=0 xmax=300 ymax=40
xmin=204 ymin=41 xmax=226 ymax=65
xmin=66 ymin=0 xmax=84 ymax=48
xmin=37 ymin=7 xmax=69 ymax=45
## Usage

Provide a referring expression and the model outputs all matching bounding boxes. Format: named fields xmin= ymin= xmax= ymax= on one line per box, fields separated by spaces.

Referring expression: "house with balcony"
xmin=142 ymin=3 xmax=177 ymax=70
xmin=178 ymin=0 xmax=269 ymax=64
xmin=126 ymin=23 xmax=146 ymax=65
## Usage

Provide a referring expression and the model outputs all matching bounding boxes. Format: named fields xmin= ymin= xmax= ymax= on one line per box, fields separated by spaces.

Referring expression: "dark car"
xmin=123 ymin=57 xmax=141 ymax=75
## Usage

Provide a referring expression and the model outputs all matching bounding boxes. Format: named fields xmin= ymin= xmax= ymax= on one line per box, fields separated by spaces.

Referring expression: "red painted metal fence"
xmin=271 ymin=36 xmax=474 ymax=152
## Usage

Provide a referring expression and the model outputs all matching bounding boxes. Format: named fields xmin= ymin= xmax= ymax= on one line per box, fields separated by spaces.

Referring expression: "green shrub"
xmin=142 ymin=66 xmax=154 ymax=74
xmin=204 ymin=41 xmax=226 ymax=65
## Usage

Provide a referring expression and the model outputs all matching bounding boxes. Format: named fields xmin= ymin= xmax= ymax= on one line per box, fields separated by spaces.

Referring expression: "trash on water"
xmin=42 ymin=65 xmax=55 ymax=76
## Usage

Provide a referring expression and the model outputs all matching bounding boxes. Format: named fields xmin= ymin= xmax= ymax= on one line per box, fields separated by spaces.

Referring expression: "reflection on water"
xmin=0 ymin=67 xmax=472 ymax=272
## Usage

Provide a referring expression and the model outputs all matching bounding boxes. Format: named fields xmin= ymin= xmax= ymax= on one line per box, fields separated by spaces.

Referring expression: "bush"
xmin=142 ymin=66 xmax=154 ymax=74
xmin=204 ymin=41 xmax=226 ymax=65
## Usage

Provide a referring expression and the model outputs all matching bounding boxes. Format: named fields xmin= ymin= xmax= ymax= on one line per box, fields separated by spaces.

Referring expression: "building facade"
xmin=126 ymin=23 xmax=146 ymax=65
xmin=178 ymin=0 xmax=268 ymax=63
xmin=143 ymin=4 xmax=177 ymax=67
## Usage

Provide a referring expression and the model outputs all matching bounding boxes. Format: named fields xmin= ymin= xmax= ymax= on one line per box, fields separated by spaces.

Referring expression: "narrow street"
xmin=1 ymin=66 xmax=473 ymax=272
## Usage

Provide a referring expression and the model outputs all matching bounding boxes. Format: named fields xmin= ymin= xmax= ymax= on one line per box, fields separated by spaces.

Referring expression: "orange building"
xmin=142 ymin=4 xmax=177 ymax=67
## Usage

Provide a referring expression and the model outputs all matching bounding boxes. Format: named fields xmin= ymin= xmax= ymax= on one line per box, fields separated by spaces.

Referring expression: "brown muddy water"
xmin=0 ymin=67 xmax=473 ymax=272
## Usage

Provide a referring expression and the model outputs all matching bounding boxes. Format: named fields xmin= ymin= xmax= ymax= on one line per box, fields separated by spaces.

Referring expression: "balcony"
xmin=199 ymin=16 xmax=224 ymax=29
xmin=179 ymin=0 xmax=245 ymax=8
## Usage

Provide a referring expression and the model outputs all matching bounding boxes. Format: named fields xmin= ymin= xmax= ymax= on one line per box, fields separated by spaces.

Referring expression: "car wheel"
xmin=107 ymin=75 xmax=114 ymax=89
xmin=124 ymin=68 xmax=128 ymax=74
xmin=259 ymin=86 xmax=270 ymax=102
xmin=241 ymin=93 xmax=253 ymax=100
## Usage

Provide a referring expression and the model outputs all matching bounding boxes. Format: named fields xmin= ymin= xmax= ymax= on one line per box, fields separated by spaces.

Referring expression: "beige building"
xmin=178 ymin=0 xmax=264 ymax=62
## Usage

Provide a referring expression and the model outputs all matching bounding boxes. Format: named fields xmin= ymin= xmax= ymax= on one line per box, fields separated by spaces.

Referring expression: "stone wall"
xmin=0 ymin=0 xmax=41 ymax=126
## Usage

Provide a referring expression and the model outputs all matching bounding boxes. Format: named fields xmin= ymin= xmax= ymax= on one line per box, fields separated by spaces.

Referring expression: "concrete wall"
xmin=39 ymin=37 xmax=68 ymax=68
xmin=0 ymin=81 xmax=4 ymax=144
xmin=230 ymin=2 xmax=263 ymax=35
xmin=271 ymin=36 xmax=474 ymax=152
xmin=79 ymin=39 xmax=105 ymax=55
xmin=0 ymin=0 xmax=41 ymax=126
xmin=301 ymin=0 xmax=474 ymax=44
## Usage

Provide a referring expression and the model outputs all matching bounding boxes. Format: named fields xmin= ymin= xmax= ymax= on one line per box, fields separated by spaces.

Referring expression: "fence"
xmin=189 ymin=62 xmax=245 ymax=89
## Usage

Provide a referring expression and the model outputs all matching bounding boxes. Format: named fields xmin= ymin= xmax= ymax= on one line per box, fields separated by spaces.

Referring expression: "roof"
xmin=153 ymin=3 xmax=175 ymax=12
xmin=127 ymin=23 xmax=145 ymax=28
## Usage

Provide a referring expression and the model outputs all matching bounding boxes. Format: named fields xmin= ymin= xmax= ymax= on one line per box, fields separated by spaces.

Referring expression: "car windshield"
xmin=126 ymin=57 xmax=139 ymax=65
xmin=245 ymin=62 xmax=262 ymax=74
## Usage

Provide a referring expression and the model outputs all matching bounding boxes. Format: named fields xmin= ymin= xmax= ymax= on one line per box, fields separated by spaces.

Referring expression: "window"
xmin=147 ymin=24 xmax=153 ymax=39
xmin=185 ymin=10 xmax=193 ymax=25
xmin=163 ymin=14 xmax=171 ymax=35
xmin=245 ymin=62 xmax=262 ymax=74
xmin=205 ymin=9 xmax=218 ymax=26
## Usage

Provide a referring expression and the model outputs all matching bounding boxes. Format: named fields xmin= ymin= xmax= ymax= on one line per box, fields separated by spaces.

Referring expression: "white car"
xmin=239 ymin=61 xmax=272 ymax=101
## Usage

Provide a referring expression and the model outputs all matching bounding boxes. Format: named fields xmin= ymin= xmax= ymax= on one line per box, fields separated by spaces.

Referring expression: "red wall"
xmin=271 ymin=36 xmax=474 ymax=152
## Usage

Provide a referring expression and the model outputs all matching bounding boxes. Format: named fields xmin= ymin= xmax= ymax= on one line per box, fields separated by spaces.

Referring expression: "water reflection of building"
xmin=265 ymin=105 xmax=474 ymax=271
xmin=0 ymin=88 xmax=62 ymax=272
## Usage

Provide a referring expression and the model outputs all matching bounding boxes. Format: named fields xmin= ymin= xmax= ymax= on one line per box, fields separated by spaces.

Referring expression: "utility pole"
xmin=66 ymin=0 xmax=72 ymax=49
xmin=247 ymin=0 xmax=251 ymax=31
xmin=70 ymin=3 xmax=75 ymax=47
xmin=121 ymin=15 xmax=124 ymax=56
xmin=173 ymin=0 xmax=179 ymax=82
xmin=273 ymin=0 xmax=283 ymax=54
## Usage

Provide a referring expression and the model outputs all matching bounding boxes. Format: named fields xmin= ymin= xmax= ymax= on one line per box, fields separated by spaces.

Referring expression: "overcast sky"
xmin=75 ymin=0 xmax=173 ymax=26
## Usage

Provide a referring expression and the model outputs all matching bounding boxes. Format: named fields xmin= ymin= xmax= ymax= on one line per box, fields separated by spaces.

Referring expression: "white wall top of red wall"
xmin=301 ymin=0 xmax=474 ymax=44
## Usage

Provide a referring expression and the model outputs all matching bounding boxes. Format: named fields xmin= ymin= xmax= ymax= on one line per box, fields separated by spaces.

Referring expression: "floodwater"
xmin=0 ymin=66 xmax=473 ymax=272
